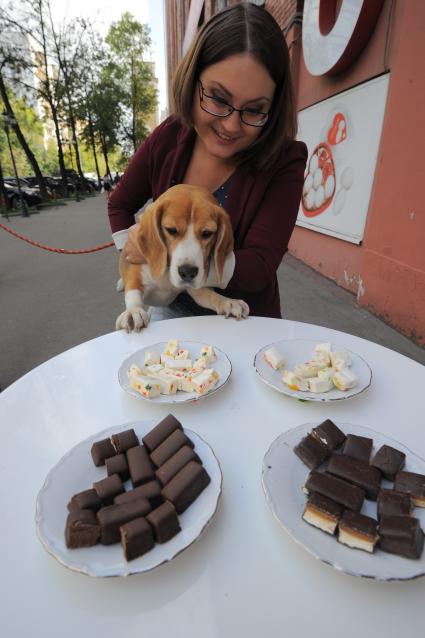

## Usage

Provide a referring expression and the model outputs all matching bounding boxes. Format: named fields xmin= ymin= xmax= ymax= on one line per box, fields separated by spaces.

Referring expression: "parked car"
xmin=3 ymin=182 xmax=43 ymax=209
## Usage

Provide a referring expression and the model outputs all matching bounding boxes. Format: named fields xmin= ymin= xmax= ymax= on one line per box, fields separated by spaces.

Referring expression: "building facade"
xmin=165 ymin=0 xmax=425 ymax=345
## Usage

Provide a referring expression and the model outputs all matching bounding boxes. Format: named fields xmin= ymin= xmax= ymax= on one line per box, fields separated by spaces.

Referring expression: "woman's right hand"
xmin=123 ymin=225 xmax=146 ymax=264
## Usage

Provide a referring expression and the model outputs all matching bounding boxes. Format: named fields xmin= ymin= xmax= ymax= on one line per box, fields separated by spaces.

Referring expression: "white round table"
xmin=1 ymin=316 xmax=424 ymax=637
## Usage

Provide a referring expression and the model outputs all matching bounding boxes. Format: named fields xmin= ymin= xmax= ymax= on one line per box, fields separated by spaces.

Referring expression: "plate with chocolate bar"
xmin=35 ymin=416 xmax=222 ymax=577
xmin=254 ymin=339 xmax=372 ymax=402
xmin=118 ymin=340 xmax=232 ymax=404
xmin=262 ymin=421 xmax=425 ymax=580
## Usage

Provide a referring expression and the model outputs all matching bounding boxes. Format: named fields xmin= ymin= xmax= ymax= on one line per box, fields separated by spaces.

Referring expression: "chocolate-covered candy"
xmin=150 ymin=429 xmax=194 ymax=468
xmin=327 ymin=453 xmax=381 ymax=500
xmin=105 ymin=453 xmax=130 ymax=482
xmin=377 ymin=489 xmax=412 ymax=519
xmin=146 ymin=501 xmax=181 ymax=543
xmin=293 ymin=434 xmax=330 ymax=470
xmin=394 ymin=471 xmax=425 ymax=507
xmin=111 ymin=428 xmax=139 ymax=454
xmin=91 ymin=438 xmax=116 ymax=467
xmin=338 ymin=511 xmax=379 ymax=553
xmin=127 ymin=445 xmax=155 ymax=487
xmin=304 ymin=470 xmax=365 ymax=511
xmin=156 ymin=445 xmax=201 ymax=486
xmin=371 ymin=445 xmax=406 ymax=481
xmin=67 ymin=488 xmax=102 ymax=513
xmin=120 ymin=517 xmax=154 ymax=561
xmin=379 ymin=515 xmax=424 ymax=559
xmin=114 ymin=480 xmax=163 ymax=508
xmin=142 ymin=414 xmax=183 ymax=452
xmin=342 ymin=434 xmax=373 ymax=462
xmin=97 ymin=498 xmax=151 ymax=545
xmin=161 ymin=461 xmax=211 ymax=514
xmin=65 ymin=509 xmax=100 ymax=549
xmin=93 ymin=473 xmax=124 ymax=505
xmin=302 ymin=492 xmax=343 ymax=535
xmin=311 ymin=419 xmax=346 ymax=451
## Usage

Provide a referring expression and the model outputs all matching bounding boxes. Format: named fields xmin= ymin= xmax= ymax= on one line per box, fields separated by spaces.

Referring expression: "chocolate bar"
xmin=156 ymin=445 xmax=201 ymax=486
xmin=327 ymin=453 xmax=381 ymax=500
xmin=311 ymin=419 xmax=346 ymax=451
xmin=97 ymin=498 xmax=151 ymax=545
xmin=111 ymin=428 xmax=139 ymax=454
xmin=105 ymin=453 xmax=130 ymax=482
xmin=304 ymin=470 xmax=365 ymax=511
xmin=150 ymin=429 xmax=194 ymax=468
xmin=114 ymin=481 xmax=163 ymax=508
xmin=93 ymin=474 xmax=124 ymax=505
xmin=293 ymin=434 xmax=330 ymax=469
xmin=127 ymin=445 xmax=155 ymax=487
xmin=379 ymin=515 xmax=424 ymax=559
xmin=302 ymin=492 xmax=343 ymax=535
xmin=67 ymin=488 xmax=102 ymax=513
xmin=371 ymin=444 xmax=406 ymax=481
xmin=394 ymin=470 xmax=425 ymax=507
xmin=377 ymin=489 xmax=412 ymax=519
xmin=146 ymin=501 xmax=181 ymax=543
xmin=91 ymin=437 xmax=116 ymax=467
xmin=65 ymin=509 xmax=100 ymax=549
xmin=161 ymin=461 xmax=211 ymax=514
xmin=120 ymin=517 xmax=155 ymax=561
xmin=142 ymin=414 xmax=183 ymax=452
xmin=341 ymin=434 xmax=373 ymax=462
xmin=338 ymin=511 xmax=379 ymax=553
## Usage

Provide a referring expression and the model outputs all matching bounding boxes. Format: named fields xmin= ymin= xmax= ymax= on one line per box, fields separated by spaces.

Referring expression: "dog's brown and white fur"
xmin=116 ymin=184 xmax=249 ymax=332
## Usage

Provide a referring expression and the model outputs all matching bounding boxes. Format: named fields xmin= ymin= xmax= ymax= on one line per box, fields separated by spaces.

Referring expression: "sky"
xmin=49 ymin=0 xmax=167 ymax=113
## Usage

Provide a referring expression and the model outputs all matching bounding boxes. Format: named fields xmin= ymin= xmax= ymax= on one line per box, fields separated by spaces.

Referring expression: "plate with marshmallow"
xmin=254 ymin=339 xmax=372 ymax=402
xmin=118 ymin=339 xmax=232 ymax=404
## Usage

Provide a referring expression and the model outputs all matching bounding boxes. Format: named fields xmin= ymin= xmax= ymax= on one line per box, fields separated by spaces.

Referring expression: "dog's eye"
xmin=201 ymin=230 xmax=214 ymax=239
xmin=165 ymin=227 xmax=179 ymax=237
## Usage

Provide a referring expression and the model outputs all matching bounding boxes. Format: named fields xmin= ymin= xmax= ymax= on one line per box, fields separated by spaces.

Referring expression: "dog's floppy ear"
xmin=214 ymin=207 xmax=234 ymax=284
xmin=138 ymin=202 xmax=167 ymax=279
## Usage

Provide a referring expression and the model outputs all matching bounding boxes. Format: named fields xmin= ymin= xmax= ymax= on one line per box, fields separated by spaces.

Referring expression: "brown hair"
xmin=172 ymin=2 xmax=297 ymax=171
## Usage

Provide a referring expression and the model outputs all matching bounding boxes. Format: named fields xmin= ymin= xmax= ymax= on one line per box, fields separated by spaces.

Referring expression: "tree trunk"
xmin=88 ymin=111 xmax=101 ymax=189
xmin=99 ymin=130 xmax=111 ymax=180
xmin=0 ymin=158 xmax=11 ymax=214
xmin=0 ymin=72 xmax=49 ymax=200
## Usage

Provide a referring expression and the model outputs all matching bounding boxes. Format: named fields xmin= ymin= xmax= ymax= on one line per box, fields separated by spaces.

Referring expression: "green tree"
xmin=106 ymin=12 xmax=158 ymax=154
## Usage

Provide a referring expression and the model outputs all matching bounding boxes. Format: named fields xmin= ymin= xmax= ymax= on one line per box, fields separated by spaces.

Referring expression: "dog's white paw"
xmin=115 ymin=307 xmax=152 ymax=333
xmin=216 ymin=298 xmax=249 ymax=320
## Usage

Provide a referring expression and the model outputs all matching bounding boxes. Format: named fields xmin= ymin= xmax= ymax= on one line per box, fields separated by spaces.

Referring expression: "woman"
xmin=108 ymin=2 xmax=307 ymax=318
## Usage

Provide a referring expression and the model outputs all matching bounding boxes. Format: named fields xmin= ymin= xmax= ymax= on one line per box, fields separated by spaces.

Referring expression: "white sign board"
xmin=297 ymin=74 xmax=389 ymax=244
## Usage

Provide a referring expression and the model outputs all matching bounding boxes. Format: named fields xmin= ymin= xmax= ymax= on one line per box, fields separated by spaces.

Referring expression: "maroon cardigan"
xmin=108 ymin=116 xmax=307 ymax=318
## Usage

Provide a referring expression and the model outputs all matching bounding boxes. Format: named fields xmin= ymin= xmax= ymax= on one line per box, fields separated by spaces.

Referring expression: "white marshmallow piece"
xmin=130 ymin=375 xmax=161 ymax=398
xmin=128 ymin=363 xmax=143 ymax=378
xmin=294 ymin=361 xmax=322 ymax=378
xmin=164 ymin=358 xmax=193 ymax=371
xmin=282 ymin=370 xmax=309 ymax=392
xmin=264 ymin=347 xmax=285 ymax=370
xmin=199 ymin=344 xmax=216 ymax=365
xmin=308 ymin=377 xmax=334 ymax=393
xmin=144 ymin=363 xmax=163 ymax=376
xmin=163 ymin=339 xmax=179 ymax=357
xmin=175 ymin=348 xmax=190 ymax=360
xmin=332 ymin=369 xmax=357 ymax=391
xmin=192 ymin=369 xmax=219 ymax=395
xmin=330 ymin=350 xmax=351 ymax=369
xmin=144 ymin=350 xmax=160 ymax=366
xmin=317 ymin=367 xmax=336 ymax=383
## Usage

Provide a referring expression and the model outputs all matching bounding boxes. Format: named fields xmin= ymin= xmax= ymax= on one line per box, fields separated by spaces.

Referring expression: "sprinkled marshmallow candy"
xmin=264 ymin=347 xmax=285 ymax=370
xmin=129 ymin=375 xmax=161 ymax=398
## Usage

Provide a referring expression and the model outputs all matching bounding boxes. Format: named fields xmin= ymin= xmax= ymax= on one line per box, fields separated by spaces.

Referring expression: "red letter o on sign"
xmin=302 ymin=0 xmax=385 ymax=76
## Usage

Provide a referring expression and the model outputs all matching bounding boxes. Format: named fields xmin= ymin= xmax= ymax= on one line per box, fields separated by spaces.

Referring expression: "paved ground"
xmin=1 ymin=194 xmax=424 ymax=390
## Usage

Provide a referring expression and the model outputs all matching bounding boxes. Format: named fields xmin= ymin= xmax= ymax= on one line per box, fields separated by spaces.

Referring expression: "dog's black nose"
xmin=178 ymin=264 xmax=199 ymax=282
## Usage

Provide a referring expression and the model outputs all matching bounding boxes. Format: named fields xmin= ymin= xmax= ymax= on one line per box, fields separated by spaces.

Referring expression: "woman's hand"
xmin=123 ymin=225 xmax=146 ymax=264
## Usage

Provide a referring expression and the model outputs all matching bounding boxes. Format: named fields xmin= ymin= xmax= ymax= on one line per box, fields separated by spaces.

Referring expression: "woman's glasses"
xmin=198 ymin=80 xmax=269 ymax=127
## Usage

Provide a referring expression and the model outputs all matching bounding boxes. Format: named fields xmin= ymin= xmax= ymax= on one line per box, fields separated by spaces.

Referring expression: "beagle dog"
xmin=116 ymin=184 xmax=250 ymax=332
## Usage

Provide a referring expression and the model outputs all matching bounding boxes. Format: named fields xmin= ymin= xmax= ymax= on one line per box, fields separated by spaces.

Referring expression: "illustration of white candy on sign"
xmin=302 ymin=142 xmax=336 ymax=217
xmin=280 ymin=342 xmax=358 ymax=394
xmin=127 ymin=340 xmax=220 ymax=399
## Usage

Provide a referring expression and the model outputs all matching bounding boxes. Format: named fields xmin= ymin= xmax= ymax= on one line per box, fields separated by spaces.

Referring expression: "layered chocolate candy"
xmin=114 ymin=480 xmax=163 ymax=508
xmin=371 ymin=445 xmax=406 ymax=481
xmin=142 ymin=414 xmax=183 ymax=452
xmin=377 ymin=489 xmax=412 ymax=519
xmin=311 ymin=419 xmax=346 ymax=451
xmin=379 ymin=515 xmax=424 ymax=559
xmin=338 ymin=511 xmax=379 ymax=553
xmin=302 ymin=492 xmax=343 ymax=535
xmin=342 ymin=434 xmax=373 ymax=462
xmin=97 ymin=498 xmax=151 ymax=545
xmin=127 ymin=445 xmax=155 ymax=487
xmin=327 ymin=453 xmax=381 ymax=500
xmin=67 ymin=488 xmax=102 ymax=513
xmin=156 ymin=445 xmax=201 ymax=486
xmin=105 ymin=453 xmax=130 ymax=482
xmin=394 ymin=470 xmax=425 ymax=507
xmin=304 ymin=470 xmax=365 ymax=511
xmin=93 ymin=474 xmax=124 ymax=505
xmin=146 ymin=501 xmax=181 ymax=543
xmin=293 ymin=434 xmax=330 ymax=469
xmin=120 ymin=517 xmax=154 ymax=561
xmin=91 ymin=437 xmax=116 ymax=467
xmin=65 ymin=509 xmax=100 ymax=549
xmin=162 ymin=461 xmax=211 ymax=514
xmin=111 ymin=428 xmax=139 ymax=454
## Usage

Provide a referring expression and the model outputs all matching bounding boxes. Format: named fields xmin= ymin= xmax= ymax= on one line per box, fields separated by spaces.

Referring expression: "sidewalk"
xmin=1 ymin=194 xmax=423 ymax=390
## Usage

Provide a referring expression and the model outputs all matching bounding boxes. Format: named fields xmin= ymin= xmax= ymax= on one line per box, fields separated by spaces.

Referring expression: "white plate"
xmin=254 ymin=339 xmax=372 ymax=402
xmin=36 ymin=421 xmax=222 ymax=577
xmin=262 ymin=422 xmax=425 ymax=581
xmin=118 ymin=341 xmax=232 ymax=404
